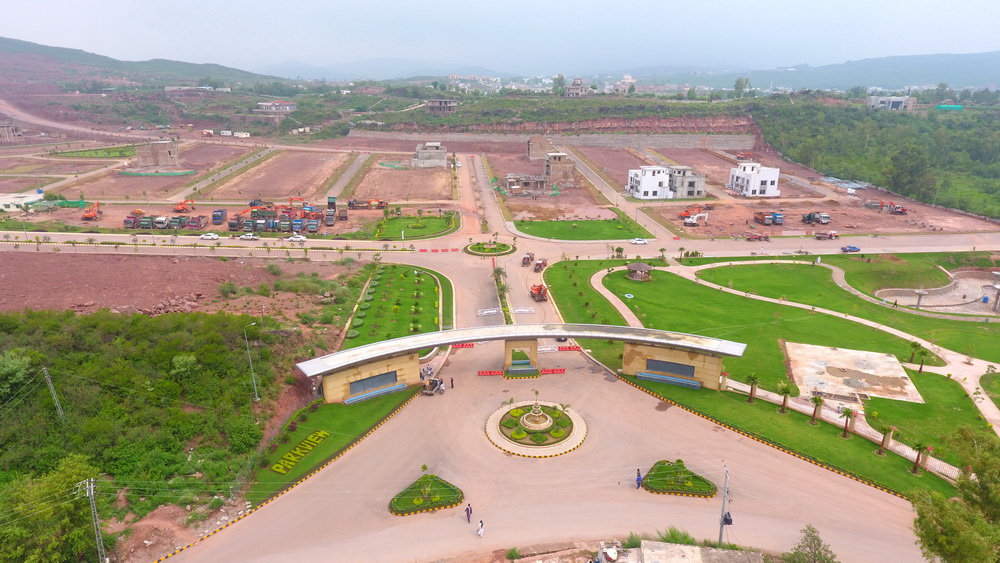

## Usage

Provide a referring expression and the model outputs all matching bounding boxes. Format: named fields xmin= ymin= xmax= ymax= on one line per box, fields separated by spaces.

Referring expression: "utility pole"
xmin=718 ymin=462 xmax=732 ymax=544
xmin=75 ymin=478 xmax=106 ymax=563
xmin=42 ymin=367 xmax=65 ymax=422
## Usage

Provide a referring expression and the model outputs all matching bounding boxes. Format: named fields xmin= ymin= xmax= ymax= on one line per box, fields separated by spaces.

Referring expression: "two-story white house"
xmin=625 ymin=165 xmax=707 ymax=200
xmin=728 ymin=162 xmax=780 ymax=197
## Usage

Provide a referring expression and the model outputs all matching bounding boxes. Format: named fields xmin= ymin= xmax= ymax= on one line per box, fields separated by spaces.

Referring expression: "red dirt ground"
xmin=48 ymin=143 xmax=252 ymax=199
xmin=572 ymin=146 xmax=650 ymax=187
xmin=353 ymin=161 xmax=453 ymax=202
xmin=0 ymin=176 xmax=57 ymax=193
xmin=0 ymin=155 xmax=106 ymax=175
xmin=208 ymin=149 xmax=347 ymax=203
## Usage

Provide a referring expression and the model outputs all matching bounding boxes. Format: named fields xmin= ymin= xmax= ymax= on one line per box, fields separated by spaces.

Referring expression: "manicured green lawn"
xmin=389 ymin=474 xmax=463 ymax=515
xmin=52 ymin=145 xmax=137 ymax=158
xmin=603 ymin=270 xmax=923 ymax=393
xmin=982 ymin=373 xmax=1000 ymax=410
xmin=247 ymin=387 xmax=419 ymax=505
xmin=696 ymin=262 xmax=1000 ymax=363
xmin=344 ymin=264 xmax=444 ymax=349
xmin=515 ymin=208 xmax=652 ymax=240
xmin=378 ymin=215 xmax=456 ymax=239
xmin=628 ymin=376 xmax=955 ymax=498
xmin=643 ymin=460 xmax=717 ymax=496
xmin=866 ymin=369 xmax=992 ymax=466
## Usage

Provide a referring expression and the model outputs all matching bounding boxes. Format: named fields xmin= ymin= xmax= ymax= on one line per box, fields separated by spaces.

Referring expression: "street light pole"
xmin=243 ymin=322 xmax=260 ymax=402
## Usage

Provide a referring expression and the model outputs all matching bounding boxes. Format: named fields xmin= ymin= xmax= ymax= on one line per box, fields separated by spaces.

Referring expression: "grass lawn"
xmin=643 ymin=460 xmax=717 ymax=496
xmin=515 ymin=208 xmax=652 ymax=240
xmin=389 ymin=474 xmax=463 ymax=515
xmin=602 ymin=270 xmax=924 ymax=393
xmin=52 ymin=145 xmax=137 ymax=158
xmin=865 ymin=368 xmax=993 ymax=466
xmin=981 ymin=373 xmax=1000 ymax=410
xmin=378 ymin=215 xmax=457 ymax=239
xmin=343 ymin=264 xmax=444 ymax=349
xmin=695 ymin=262 xmax=1000 ymax=363
xmin=247 ymin=387 xmax=420 ymax=505
xmin=628 ymin=376 xmax=956 ymax=498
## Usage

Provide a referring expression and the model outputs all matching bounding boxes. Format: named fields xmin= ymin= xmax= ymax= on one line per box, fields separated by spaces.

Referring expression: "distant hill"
xmin=254 ymin=58 xmax=510 ymax=81
xmin=0 ymin=36 xmax=280 ymax=87
xmin=649 ymin=52 xmax=1000 ymax=91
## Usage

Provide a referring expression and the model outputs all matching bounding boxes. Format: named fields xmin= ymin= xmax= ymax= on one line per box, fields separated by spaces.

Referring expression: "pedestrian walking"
xmin=450 ymin=377 xmax=454 ymax=389
xmin=636 ymin=470 xmax=643 ymax=489
xmin=476 ymin=520 xmax=484 ymax=538
xmin=465 ymin=504 xmax=472 ymax=523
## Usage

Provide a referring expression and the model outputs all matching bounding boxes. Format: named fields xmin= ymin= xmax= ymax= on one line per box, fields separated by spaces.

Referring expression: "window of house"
xmin=687 ymin=190 xmax=695 ymax=196
xmin=652 ymin=191 xmax=658 ymax=196
xmin=643 ymin=191 xmax=648 ymax=197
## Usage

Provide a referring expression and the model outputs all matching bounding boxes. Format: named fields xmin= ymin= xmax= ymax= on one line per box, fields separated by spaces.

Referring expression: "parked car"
xmin=629 ymin=238 xmax=648 ymax=245
xmin=199 ymin=232 xmax=220 ymax=240
xmin=239 ymin=233 xmax=260 ymax=240
xmin=288 ymin=234 xmax=307 ymax=243
xmin=841 ymin=245 xmax=861 ymax=253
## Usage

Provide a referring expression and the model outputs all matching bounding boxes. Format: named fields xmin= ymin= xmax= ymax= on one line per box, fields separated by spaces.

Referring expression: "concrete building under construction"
xmin=412 ymin=142 xmax=449 ymax=168
xmin=133 ymin=141 xmax=180 ymax=168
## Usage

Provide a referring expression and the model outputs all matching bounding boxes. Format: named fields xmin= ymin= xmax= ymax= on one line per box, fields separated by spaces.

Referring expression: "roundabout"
xmin=484 ymin=399 xmax=588 ymax=457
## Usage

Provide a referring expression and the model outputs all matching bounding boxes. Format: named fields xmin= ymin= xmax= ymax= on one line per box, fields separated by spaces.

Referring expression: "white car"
xmin=288 ymin=234 xmax=307 ymax=243
xmin=239 ymin=233 xmax=260 ymax=241
xmin=629 ymin=238 xmax=648 ymax=245
xmin=199 ymin=232 xmax=220 ymax=240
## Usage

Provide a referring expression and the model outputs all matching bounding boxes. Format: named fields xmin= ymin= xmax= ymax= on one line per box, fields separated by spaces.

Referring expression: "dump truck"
xmin=521 ymin=252 xmax=535 ymax=266
xmin=745 ymin=232 xmax=771 ymax=242
xmin=802 ymin=211 xmax=831 ymax=224
xmin=123 ymin=215 xmax=141 ymax=228
xmin=815 ymin=231 xmax=839 ymax=240
xmin=153 ymin=216 xmax=171 ymax=229
xmin=754 ymin=211 xmax=783 ymax=226
xmin=530 ymin=284 xmax=549 ymax=301
xmin=533 ymin=258 xmax=548 ymax=272
xmin=227 ymin=216 xmax=242 ymax=231
xmin=306 ymin=219 xmax=320 ymax=233
xmin=338 ymin=208 xmax=348 ymax=221
xmin=186 ymin=215 xmax=208 ymax=230
xmin=292 ymin=218 xmax=304 ymax=232
xmin=212 ymin=209 xmax=228 ymax=225
xmin=325 ymin=209 xmax=337 ymax=226
xmin=327 ymin=196 xmax=337 ymax=209
xmin=138 ymin=216 xmax=153 ymax=230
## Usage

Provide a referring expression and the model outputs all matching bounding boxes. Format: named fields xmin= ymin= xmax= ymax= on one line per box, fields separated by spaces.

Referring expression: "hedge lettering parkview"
xmin=270 ymin=430 xmax=331 ymax=474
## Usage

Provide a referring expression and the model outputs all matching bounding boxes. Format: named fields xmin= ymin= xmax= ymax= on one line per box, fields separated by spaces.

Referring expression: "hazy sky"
xmin=3 ymin=0 xmax=999 ymax=75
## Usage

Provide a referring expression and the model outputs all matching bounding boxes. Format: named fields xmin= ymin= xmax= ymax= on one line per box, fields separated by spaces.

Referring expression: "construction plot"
xmin=208 ymin=150 xmax=348 ymax=202
xmin=352 ymin=159 xmax=452 ymax=202
xmin=571 ymin=146 xmax=650 ymax=188
xmin=486 ymin=152 xmax=613 ymax=221
xmin=785 ymin=342 xmax=923 ymax=404
xmin=0 ymin=156 xmax=106 ymax=175
xmin=654 ymin=148 xmax=821 ymax=198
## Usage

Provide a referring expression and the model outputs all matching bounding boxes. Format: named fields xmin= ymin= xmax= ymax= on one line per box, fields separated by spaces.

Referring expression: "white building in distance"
xmin=625 ymin=165 xmax=706 ymax=200
xmin=728 ymin=162 xmax=780 ymax=197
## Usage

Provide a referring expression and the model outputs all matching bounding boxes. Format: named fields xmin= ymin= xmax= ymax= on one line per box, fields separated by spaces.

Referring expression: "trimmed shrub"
xmin=345 ymin=330 xmax=360 ymax=339
xmin=511 ymin=427 xmax=527 ymax=440
xmin=529 ymin=432 xmax=548 ymax=444
xmin=359 ymin=302 xmax=371 ymax=310
xmin=549 ymin=427 xmax=565 ymax=438
xmin=501 ymin=417 xmax=518 ymax=428
xmin=556 ymin=416 xmax=571 ymax=428
xmin=509 ymin=408 xmax=525 ymax=417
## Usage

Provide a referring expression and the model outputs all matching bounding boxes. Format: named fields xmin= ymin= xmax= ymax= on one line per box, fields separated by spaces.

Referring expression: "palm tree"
xmin=839 ymin=408 xmax=855 ymax=438
xmin=877 ymin=426 xmax=896 ymax=456
xmin=810 ymin=395 xmax=824 ymax=425
xmin=909 ymin=341 xmax=922 ymax=362
xmin=491 ymin=267 xmax=506 ymax=285
xmin=677 ymin=246 xmax=686 ymax=260
xmin=496 ymin=283 xmax=509 ymax=297
xmin=746 ymin=374 xmax=760 ymax=404
xmin=911 ymin=442 xmax=928 ymax=474
xmin=777 ymin=381 xmax=792 ymax=414
xmin=916 ymin=348 xmax=930 ymax=374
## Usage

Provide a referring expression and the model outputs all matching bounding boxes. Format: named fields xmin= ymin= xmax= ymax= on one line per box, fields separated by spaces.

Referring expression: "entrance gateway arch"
xmin=296 ymin=324 xmax=747 ymax=404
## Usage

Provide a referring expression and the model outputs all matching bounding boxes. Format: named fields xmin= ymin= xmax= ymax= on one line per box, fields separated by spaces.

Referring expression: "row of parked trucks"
xmin=119 ymin=196 xmax=369 ymax=232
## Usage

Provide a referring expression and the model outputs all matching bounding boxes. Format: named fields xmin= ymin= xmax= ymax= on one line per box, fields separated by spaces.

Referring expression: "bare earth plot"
xmin=315 ymin=136 xmax=526 ymax=156
xmin=0 ymin=176 xmax=57 ymax=193
xmin=208 ymin=150 xmax=347 ymax=203
xmin=572 ymin=146 xmax=649 ymax=188
xmin=353 ymin=162 xmax=453 ymax=202
xmin=0 ymin=155 xmax=106 ymax=175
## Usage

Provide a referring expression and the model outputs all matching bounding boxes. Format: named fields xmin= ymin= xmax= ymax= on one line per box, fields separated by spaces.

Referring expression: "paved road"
xmin=171 ymin=346 xmax=922 ymax=563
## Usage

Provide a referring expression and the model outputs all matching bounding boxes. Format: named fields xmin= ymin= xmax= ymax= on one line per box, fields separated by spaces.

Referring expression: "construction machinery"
xmin=288 ymin=197 xmax=307 ymax=208
xmin=887 ymin=203 xmax=908 ymax=215
xmin=736 ymin=151 xmax=756 ymax=160
xmin=123 ymin=210 xmax=145 ymax=228
xmin=306 ymin=219 xmax=320 ymax=233
xmin=81 ymin=202 xmax=102 ymax=220
xmin=533 ymin=258 xmax=548 ymax=272
xmin=521 ymin=252 xmax=535 ymax=267
xmin=173 ymin=199 xmax=195 ymax=213
xmin=745 ymin=232 xmax=771 ymax=242
xmin=815 ymin=231 xmax=839 ymax=240
xmin=348 ymin=198 xmax=388 ymax=209
xmin=684 ymin=212 xmax=709 ymax=227
xmin=753 ymin=211 xmax=783 ymax=226
xmin=530 ymin=284 xmax=549 ymax=301
xmin=138 ymin=216 xmax=153 ymax=229
xmin=327 ymin=196 xmax=337 ymax=209
xmin=678 ymin=206 xmax=703 ymax=218
xmin=248 ymin=199 xmax=273 ymax=208
xmin=421 ymin=377 xmax=446 ymax=396
xmin=802 ymin=211 xmax=831 ymax=224
xmin=186 ymin=215 xmax=208 ymax=230
xmin=153 ymin=216 xmax=171 ymax=229
xmin=211 ymin=209 xmax=228 ymax=225
xmin=324 ymin=209 xmax=337 ymax=226
xmin=338 ymin=208 xmax=348 ymax=221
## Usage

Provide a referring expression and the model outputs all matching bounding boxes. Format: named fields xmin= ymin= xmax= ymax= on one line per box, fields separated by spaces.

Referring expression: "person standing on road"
xmin=450 ymin=377 xmax=455 ymax=389
xmin=636 ymin=470 xmax=643 ymax=489
xmin=465 ymin=504 xmax=472 ymax=523
xmin=477 ymin=520 xmax=484 ymax=538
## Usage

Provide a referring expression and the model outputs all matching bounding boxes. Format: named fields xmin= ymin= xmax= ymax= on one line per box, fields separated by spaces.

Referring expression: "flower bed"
xmin=389 ymin=474 xmax=464 ymax=515
xmin=642 ymin=459 xmax=717 ymax=497
xmin=498 ymin=404 xmax=573 ymax=446
xmin=465 ymin=242 xmax=515 ymax=256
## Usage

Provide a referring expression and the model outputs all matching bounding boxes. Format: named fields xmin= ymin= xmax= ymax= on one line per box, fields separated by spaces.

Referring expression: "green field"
xmin=247 ymin=388 xmax=419 ymax=505
xmin=696 ymin=262 xmax=1000 ymax=363
xmin=51 ymin=145 xmax=138 ymax=158
xmin=343 ymin=264 xmax=445 ymax=349
xmin=515 ymin=208 xmax=651 ymax=240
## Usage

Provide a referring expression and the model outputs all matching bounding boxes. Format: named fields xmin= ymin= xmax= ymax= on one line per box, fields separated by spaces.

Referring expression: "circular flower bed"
xmin=498 ymin=404 xmax=573 ymax=447
xmin=465 ymin=242 xmax=515 ymax=256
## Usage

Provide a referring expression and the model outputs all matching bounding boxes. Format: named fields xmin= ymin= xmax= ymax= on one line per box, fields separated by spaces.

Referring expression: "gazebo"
xmin=626 ymin=262 xmax=653 ymax=281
